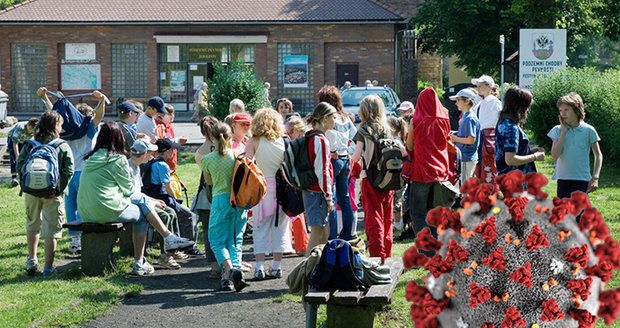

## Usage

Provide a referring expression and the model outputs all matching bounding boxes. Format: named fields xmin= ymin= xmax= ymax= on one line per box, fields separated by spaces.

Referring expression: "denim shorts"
xmin=302 ymin=190 xmax=329 ymax=227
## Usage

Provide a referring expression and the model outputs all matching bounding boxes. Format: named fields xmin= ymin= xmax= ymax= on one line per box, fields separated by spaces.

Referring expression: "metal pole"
xmin=499 ymin=34 xmax=505 ymax=93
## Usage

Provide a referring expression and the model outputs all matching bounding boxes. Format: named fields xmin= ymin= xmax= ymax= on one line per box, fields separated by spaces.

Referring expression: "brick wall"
xmin=0 ymin=23 xmax=397 ymax=114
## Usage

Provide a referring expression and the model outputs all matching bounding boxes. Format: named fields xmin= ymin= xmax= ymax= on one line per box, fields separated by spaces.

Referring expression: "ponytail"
xmin=211 ymin=122 xmax=232 ymax=156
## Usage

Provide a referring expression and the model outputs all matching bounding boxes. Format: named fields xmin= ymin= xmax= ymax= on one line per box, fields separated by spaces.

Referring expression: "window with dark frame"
xmin=111 ymin=43 xmax=148 ymax=98
xmin=11 ymin=43 xmax=48 ymax=112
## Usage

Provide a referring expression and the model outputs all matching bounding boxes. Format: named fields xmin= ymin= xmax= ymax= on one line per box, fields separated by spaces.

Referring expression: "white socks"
xmin=256 ymin=260 xmax=265 ymax=271
xmin=272 ymin=260 xmax=281 ymax=271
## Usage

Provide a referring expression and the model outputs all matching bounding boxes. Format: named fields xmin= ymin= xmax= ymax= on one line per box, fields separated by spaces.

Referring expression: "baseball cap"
xmin=449 ymin=88 xmax=479 ymax=102
xmin=397 ymin=101 xmax=415 ymax=112
xmin=117 ymin=101 xmax=142 ymax=114
xmin=155 ymin=138 xmax=181 ymax=153
xmin=232 ymin=112 xmax=252 ymax=123
xmin=147 ymin=97 xmax=166 ymax=114
xmin=130 ymin=139 xmax=157 ymax=154
xmin=471 ymin=75 xmax=495 ymax=88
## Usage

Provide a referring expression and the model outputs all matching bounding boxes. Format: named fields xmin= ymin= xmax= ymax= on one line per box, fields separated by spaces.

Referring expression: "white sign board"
xmin=65 ymin=43 xmax=96 ymax=61
xmin=519 ymin=29 xmax=566 ymax=90
xmin=167 ymin=45 xmax=180 ymax=62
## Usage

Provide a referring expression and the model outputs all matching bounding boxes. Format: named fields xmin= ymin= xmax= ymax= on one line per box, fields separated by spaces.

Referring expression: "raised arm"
xmin=36 ymin=87 xmax=53 ymax=111
xmin=91 ymin=90 xmax=107 ymax=126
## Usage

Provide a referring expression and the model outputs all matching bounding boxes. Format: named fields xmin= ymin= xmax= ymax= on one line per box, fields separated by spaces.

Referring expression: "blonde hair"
xmin=285 ymin=116 xmax=307 ymax=136
xmin=199 ymin=116 xmax=219 ymax=141
xmin=387 ymin=116 xmax=406 ymax=141
xmin=557 ymin=92 xmax=585 ymax=121
xmin=251 ymin=108 xmax=283 ymax=141
xmin=229 ymin=99 xmax=245 ymax=114
xmin=359 ymin=94 xmax=390 ymax=135
xmin=306 ymin=102 xmax=335 ymax=128
xmin=211 ymin=122 xmax=232 ymax=155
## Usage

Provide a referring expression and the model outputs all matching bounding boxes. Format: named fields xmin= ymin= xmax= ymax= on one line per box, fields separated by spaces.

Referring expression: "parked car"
xmin=341 ymin=86 xmax=401 ymax=122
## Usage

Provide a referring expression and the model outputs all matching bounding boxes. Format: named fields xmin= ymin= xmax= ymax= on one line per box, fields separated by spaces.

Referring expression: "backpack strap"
xmin=47 ymin=138 xmax=65 ymax=149
xmin=27 ymin=139 xmax=42 ymax=148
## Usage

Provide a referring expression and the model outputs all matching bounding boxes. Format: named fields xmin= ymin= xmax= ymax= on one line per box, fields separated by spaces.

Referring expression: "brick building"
xmin=0 ymin=0 xmax=437 ymax=116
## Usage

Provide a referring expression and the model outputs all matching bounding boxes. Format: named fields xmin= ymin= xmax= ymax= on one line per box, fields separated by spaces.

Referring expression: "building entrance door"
xmin=336 ymin=63 xmax=359 ymax=88
xmin=187 ymin=62 xmax=213 ymax=111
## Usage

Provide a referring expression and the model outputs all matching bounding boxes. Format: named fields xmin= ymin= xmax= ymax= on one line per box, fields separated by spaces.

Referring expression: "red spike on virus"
xmin=460 ymin=177 xmax=481 ymax=194
xmin=403 ymin=246 xmax=428 ymax=269
xmin=446 ymin=240 xmax=469 ymax=263
xmin=501 ymin=306 xmax=526 ymax=328
xmin=405 ymin=281 xmax=428 ymax=303
xmin=474 ymin=216 xmax=497 ymax=244
xmin=509 ymin=262 xmax=533 ymax=288
xmin=599 ymin=289 xmax=620 ymax=325
xmin=541 ymin=299 xmax=565 ymax=321
xmin=525 ymin=172 xmax=548 ymax=199
xmin=570 ymin=191 xmax=592 ymax=214
xmin=579 ymin=208 xmax=610 ymax=242
xmin=565 ymin=244 xmax=590 ymax=268
xmin=469 ymin=282 xmax=491 ymax=308
xmin=425 ymin=254 xmax=453 ymax=278
xmin=481 ymin=247 xmax=506 ymax=272
xmin=549 ymin=197 xmax=575 ymax=224
xmin=481 ymin=324 xmax=495 ymax=328
xmin=416 ymin=228 xmax=442 ymax=251
xmin=595 ymin=237 xmax=620 ymax=268
xmin=422 ymin=293 xmax=448 ymax=316
xmin=426 ymin=207 xmax=451 ymax=228
xmin=567 ymin=277 xmax=593 ymax=302
xmin=586 ymin=261 xmax=614 ymax=283
xmin=504 ymin=197 xmax=529 ymax=223
xmin=568 ymin=309 xmax=597 ymax=328
xmin=496 ymin=169 xmax=524 ymax=198
xmin=525 ymin=225 xmax=550 ymax=250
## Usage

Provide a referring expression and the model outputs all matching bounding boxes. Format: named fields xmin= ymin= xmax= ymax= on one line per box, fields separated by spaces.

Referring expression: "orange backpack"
xmin=230 ymin=155 xmax=267 ymax=209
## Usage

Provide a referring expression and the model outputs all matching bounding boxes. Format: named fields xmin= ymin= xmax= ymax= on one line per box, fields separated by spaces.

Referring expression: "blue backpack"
xmin=309 ymin=239 xmax=367 ymax=292
xmin=20 ymin=139 xmax=65 ymax=198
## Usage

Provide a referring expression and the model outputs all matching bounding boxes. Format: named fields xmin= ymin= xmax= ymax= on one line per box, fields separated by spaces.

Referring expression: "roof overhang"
xmin=0 ymin=19 xmax=407 ymax=26
xmin=154 ymin=34 xmax=268 ymax=43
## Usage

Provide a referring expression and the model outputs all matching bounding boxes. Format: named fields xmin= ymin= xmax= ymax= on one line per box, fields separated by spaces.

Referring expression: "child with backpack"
xmin=17 ymin=111 xmax=74 ymax=276
xmin=351 ymin=95 xmax=403 ymax=263
xmin=387 ymin=116 xmax=407 ymax=231
xmin=245 ymin=108 xmax=292 ymax=279
xmin=155 ymin=104 xmax=188 ymax=195
xmin=284 ymin=116 xmax=309 ymax=255
xmin=302 ymin=102 xmax=336 ymax=255
xmin=8 ymin=117 xmax=39 ymax=187
xmin=449 ymin=88 xmax=481 ymax=186
xmin=200 ymin=122 xmax=249 ymax=292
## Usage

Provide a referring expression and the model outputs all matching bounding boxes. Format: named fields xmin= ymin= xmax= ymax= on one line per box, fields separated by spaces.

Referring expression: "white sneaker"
xmin=68 ymin=237 xmax=81 ymax=255
xmin=158 ymin=254 xmax=181 ymax=270
xmin=25 ymin=257 xmax=38 ymax=275
xmin=131 ymin=258 xmax=155 ymax=276
xmin=163 ymin=234 xmax=195 ymax=252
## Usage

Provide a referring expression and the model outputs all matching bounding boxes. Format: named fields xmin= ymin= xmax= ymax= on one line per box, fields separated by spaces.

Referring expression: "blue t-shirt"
xmin=456 ymin=111 xmax=480 ymax=162
xmin=495 ymin=118 xmax=536 ymax=175
xmin=151 ymin=158 xmax=171 ymax=194
xmin=547 ymin=122 xmax=600 ymax=181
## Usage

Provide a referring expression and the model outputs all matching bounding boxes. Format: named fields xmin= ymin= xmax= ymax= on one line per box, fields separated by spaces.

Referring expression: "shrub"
xmin=418 ymin=79 xmax=445 ymax=101
xmin=527 ymin=68 xmax=620 ymax=160
xmin=207 ymin=61 xmax=267 ymax=120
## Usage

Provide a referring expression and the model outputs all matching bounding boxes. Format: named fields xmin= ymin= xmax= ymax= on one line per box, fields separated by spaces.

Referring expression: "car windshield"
xmin=342 ymin=90 xmax=394 ymax=107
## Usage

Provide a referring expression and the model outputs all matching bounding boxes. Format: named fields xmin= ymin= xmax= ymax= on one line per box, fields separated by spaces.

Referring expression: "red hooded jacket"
xmin=411 ymin=87 xmax=451 ymax=183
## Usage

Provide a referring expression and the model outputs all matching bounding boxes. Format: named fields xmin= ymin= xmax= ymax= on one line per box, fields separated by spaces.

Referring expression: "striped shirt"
xmin=306 ymin=129 xmax=333 ymax=201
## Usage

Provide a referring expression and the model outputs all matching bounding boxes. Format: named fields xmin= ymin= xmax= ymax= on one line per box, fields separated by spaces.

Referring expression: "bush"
xmin=527 ymin=68 xmax=620 ymax=160
xmin=207 ymin=61 xmax=267 ymax=120
xmin=418 ymin=79 xmax=445 ymax=101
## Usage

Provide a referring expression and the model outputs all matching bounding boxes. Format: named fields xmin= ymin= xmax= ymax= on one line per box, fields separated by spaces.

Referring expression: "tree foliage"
xmin=0 ymin=0 xmax=23 ymax=10
xmin=207 ymin=61 xmax=266 ymax=120
xmin=413 ymin=0 xmax=620 ymax=77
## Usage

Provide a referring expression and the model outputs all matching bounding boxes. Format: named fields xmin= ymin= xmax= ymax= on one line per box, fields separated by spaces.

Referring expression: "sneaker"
xmin=131 ymin=258 xmax=155 ymax=276
xmin=42 ymin=266 xmax=56 ymax=277
xmin=158 ymin=254 xmax=181 ymax=270
xmin=220 ymin=279 xmax=234 ymax=292
xmin=68 ymin=238 xmax=81 ymax=255
xmin=254 ymin=268 xmax=266 ymax=280
xmin=268 ymin=268 xmax=282 ymax=279
xmin=163 ymin=234 xmax=195 ymax=252
xmin=241 ymin=261 xmax=252 ymax=273
xmin=10 ymin=178 xmax=19 ymax=188
xmin=171 ymin=251 xmax=189 ymax=260
xmin=25 ymin=257 xmax=38 ymax=275
xmin=185 ymin=247 xmax=205 ymax=257
xmin=230 ymin=268 xmax=249 ymax=292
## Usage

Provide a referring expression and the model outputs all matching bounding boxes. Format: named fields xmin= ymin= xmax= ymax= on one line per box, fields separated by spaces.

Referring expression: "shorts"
xmin=25 ymin=193 xmax=64 ymax=239
xmin=302 ymin=190 xmax=329 ymax=227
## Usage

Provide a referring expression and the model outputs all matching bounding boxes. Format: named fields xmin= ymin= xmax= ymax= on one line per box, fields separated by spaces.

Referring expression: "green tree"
xmin=0 ymin=0 xmax=23 ymax=10
xmin=207 ymin=61 xmax=266 ymax=120
xmin=413 ymin=0 xmax=620 ymax=77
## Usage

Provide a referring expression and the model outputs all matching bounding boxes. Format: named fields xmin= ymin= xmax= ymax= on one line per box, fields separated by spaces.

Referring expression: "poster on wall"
xmin=65 ymin=43 xmax=96 ymax=61
xmin=170 ymin=70 xmax=186 ymax=92
xmin=167 ymin=45 xmax=180 ymax=63
xmin=283 ymin=55 xmax=308 ymax=88
xmin=519 ymin=29 xmax=566 ymax=90
xmin=60 ymin=63 xmax=101 ymax=90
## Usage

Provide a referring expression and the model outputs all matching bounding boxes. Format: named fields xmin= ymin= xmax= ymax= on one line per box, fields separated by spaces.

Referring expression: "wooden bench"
xmin=304 ymin=257 xmax=404 ymax=328
xmin=62 ymin=221 xmax=133 ymax=276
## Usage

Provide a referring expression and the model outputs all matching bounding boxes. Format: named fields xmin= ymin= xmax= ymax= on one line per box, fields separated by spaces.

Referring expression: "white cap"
xmin=471 ymin=75 xmax=495 ymax=88
xmin=397 ymin=101 xmax=415 ymax=111
xmin=449 ymin=88 xmax=479 ymax=102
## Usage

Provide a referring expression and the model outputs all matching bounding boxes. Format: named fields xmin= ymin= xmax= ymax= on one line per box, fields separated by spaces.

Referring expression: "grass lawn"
xmin=0 ymin=151 xmax=618 ymax=327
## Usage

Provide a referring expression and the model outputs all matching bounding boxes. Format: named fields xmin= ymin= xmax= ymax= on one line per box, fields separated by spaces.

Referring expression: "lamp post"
xmin=499 ymin=34 xmax=505 ymax=93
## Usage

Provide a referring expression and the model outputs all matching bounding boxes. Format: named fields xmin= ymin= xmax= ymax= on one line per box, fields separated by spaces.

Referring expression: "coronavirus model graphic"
xmin=403 ymin=171 xmax=620 ymax=328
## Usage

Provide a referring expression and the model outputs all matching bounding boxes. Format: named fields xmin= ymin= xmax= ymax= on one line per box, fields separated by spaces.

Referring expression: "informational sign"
xmin=170 ymin=70 xmax=186 ymax=92
xmin=519 ymin=29 xmax=566 ymax=90
xmin=167 ymin=45 xmax=180 ymax=62
xmin=283 ymin=55 xmax=308 ymax=88
xmin=65 ymin=43 xmax=96 ymax=61
xmin=193 ymin=76 xmax=204 ymax=90
xmin=189 ymin=47 xmax=222 ymax=62
xmin=60 ymin=63 xmax=101 ymax=90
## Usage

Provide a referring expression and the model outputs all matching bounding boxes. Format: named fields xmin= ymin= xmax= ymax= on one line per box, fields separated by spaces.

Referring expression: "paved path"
xmin=83 ymin=249 xmax=307 ymax=328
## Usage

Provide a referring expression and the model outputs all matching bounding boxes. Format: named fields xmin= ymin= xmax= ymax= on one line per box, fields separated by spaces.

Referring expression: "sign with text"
xmin=519 ymin=29 xmax=566 ymax=90
xmin=65 ymin=43 xmax=96 ymax=61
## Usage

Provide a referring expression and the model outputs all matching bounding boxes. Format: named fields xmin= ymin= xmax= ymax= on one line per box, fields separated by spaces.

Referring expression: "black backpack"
xmin=276 ymin=167 xmax=304 ymax=218
xmin=361 ymin=126 xmax=404 ymax=190
xmin=281 ymin=130 xmax=321 ymax=190
xmin=309 ymin=239 xmax=367 ymax=292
